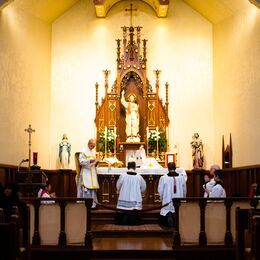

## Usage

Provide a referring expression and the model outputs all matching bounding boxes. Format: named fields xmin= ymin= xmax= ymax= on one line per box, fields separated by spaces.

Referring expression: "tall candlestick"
xmin=104 ymin=126 xmax=107 ymax=158
xmin=166 ymin=126 xmax=169 ymax=152
xmin=156 ymin=126 xmax=160 ymax=161
xmin=146 ymin=126 xmax=149 ymax=156
xmin=114 ymin=126 xmax=117 ymax=157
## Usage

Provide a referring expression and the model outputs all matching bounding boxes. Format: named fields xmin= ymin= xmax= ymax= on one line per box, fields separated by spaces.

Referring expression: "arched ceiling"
xmin=93 ymin=0 xmax=169 ymax=18
xmin=1 ymin=0 xmax=257 ymax=24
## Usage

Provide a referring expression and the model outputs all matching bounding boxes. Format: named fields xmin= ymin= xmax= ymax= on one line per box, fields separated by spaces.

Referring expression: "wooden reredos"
xmin=94 ymin=25 xmax=170 ymax=157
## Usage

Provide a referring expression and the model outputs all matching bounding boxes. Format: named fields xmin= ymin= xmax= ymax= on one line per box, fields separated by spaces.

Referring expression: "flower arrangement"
xmin=98 ymin=128 xmax=115 ymax=153
xmin=148 ymin=130 xmax=166 ymax=152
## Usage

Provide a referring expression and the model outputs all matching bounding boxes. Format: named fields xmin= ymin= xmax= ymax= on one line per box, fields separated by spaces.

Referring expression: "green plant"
xmin=148 ymin=130 xmax=158 ymax=152
xmin=159 ymin=132 xmax=167 ymax=151
xmin=98 ymin=128 xmax=115 ymax=153
xmin=148 ymin=130 xmax=167 ymax=152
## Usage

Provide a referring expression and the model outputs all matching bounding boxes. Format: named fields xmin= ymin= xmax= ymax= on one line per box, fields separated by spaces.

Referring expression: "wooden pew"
xmin=0 ymin=207 xmax=27 ymax=260
xmin=0 ymin=216 xmax=18 ymax=260
xmin=235 ymin=207 xmax=260 ymax=260
xmin=252 ymin=216 xmax=260 ymax=260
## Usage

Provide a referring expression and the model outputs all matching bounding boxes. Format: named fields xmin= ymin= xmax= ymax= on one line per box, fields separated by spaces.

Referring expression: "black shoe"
xmin=167 ymin=212 xmax=174 ymax=227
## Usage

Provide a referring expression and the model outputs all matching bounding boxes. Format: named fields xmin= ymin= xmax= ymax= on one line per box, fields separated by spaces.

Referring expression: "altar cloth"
xmin=97 ymin=167 xmax=167 ymax=175
xmin=97 ymin=167 xmax=187 ymax=181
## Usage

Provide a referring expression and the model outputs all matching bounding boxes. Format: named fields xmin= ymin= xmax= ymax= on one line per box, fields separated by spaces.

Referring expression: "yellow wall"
xmin=213 ymin=3 xmax=260 ymax=166
xmin=50 ymin=0 xmax=213 ymax=169
xmin=2 ymin=1 xmax=258 ymax=169
xmin=0 ymin=5 xmax=51 ymax=168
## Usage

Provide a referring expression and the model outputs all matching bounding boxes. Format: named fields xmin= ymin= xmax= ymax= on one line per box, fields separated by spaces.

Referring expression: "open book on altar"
xmin=103 ymin=157 xmax=124 ymax=168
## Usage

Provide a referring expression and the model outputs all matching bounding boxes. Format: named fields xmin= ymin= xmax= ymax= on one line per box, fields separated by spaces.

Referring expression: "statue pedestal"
xmin=118 ymin=142 xmax=145 ymax=166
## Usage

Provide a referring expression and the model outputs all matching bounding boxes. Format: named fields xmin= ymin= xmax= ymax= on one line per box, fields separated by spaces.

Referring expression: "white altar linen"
xmin=97 ymin=167 xmax=187 ymax=181
xmin=97 ymin=167 xmax=167 ymax=175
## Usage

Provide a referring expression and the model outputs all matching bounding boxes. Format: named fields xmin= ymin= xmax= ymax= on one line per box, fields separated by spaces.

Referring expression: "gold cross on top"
xmin=125 ymin=3 xmax=137 ymax=27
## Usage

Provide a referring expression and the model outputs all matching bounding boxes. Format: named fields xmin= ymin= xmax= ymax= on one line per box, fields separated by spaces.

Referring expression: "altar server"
xmin=38 ymin=182 xmax=56 ymax=204
xmin=117 ymin=161 xmax=146 ymax=210
xmin=76 ymin=139 xmax=99 ymax=208
xmin=158 ymin=162 xmax=186 ymax=227
xmin=116 ymin=161 xmax=146 ymax=225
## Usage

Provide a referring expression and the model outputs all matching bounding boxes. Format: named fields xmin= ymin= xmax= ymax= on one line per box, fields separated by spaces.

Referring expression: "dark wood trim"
xmin=85 ymin=199 xmax=93 ymax=250
xmin=199 ymin=198 xmax=207 ymax=246
xmin=58 ymin=200 xmax=67 ymax=246
xmin=1 ymin=163 xmax=260 ymax=199
xmin=224 ymin=199 xmax=233 ymax=246
xmin=32 ymin=200 xmax=41 ymax=246
xmin=172 ymin=198 xmax=181 ymax=247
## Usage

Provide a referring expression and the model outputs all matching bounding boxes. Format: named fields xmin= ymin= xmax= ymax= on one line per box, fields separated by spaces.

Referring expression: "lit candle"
xmin=114 ymin=126 xmax=117 ymax=157
xmin=104 ymin=126 xmax=107 ymax=158
xmin=166 ymin=126 xmax=169 ymax=152
xmin=146 ymin=126 xmax=149 ymax=155
xmin=105 ymin=126 xmax=107 ymax=138
xmin=156 ymin=126 xmax=159 ymax=161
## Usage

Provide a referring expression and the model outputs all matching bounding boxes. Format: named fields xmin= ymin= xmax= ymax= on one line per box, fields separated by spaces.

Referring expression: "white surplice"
xmin=158 ymin=174 xmax=186 ymax=216
xmin=203 ymin=178 xmax=216 ymax=198
xmin=209 ymin=184 xmax=226 ymax=198
xmin=116 ymin=172 xmax=146 ymax=210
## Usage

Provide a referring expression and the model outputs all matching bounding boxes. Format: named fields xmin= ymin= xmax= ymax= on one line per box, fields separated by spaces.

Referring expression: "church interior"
xmin=0 ymin=0 xmax=260 ymax=259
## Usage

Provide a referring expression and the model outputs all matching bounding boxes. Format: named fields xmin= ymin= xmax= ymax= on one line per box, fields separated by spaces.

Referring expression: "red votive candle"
xmin=33 ymin=152 xmax=38 ymax=165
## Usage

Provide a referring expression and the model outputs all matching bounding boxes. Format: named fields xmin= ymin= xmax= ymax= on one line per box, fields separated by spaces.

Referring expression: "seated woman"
xmin=205 ymin=170 xmax=226 ymax=198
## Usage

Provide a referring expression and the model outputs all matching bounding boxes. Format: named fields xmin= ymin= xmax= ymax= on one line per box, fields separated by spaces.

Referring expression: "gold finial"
xmin=103 ymin=70 xmax=110 ymax=92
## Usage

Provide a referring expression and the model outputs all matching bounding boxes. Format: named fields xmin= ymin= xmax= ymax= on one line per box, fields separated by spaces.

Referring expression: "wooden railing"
xmin=23 ymin=198 xmax=93 ymax=249
xmin=172 ymin=198 xmax=259 ymax=247
xmin=20 ymin=197 xmax=259 ymax=249
xmin=236 ymin=207 xmax=260 ymax=260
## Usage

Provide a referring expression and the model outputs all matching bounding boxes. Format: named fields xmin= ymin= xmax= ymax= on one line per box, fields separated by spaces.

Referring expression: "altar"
xmin=96 ymin=166 xmax=187 ymax=205
xmin=96 ymin=167 xmax=165 ymax=205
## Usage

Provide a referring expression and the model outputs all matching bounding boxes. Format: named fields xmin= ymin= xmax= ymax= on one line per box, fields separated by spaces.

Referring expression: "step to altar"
xmin=92 ymin=223 xmax=173 ymax=238
xmin=91 ymin=207 xmax=161 ymax=224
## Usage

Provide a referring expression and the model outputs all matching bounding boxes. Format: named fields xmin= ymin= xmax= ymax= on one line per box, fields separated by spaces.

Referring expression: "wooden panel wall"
xmin=1 ymin=164 xmax=260 ymax=200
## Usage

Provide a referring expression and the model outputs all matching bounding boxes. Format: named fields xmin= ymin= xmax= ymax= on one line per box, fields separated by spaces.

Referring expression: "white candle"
xmin=114 ymin=126 xmax=117 ymax=157
xmin=166 ymin=126 xmax=169 ymax=152
xmin=104 ymin=126 xmax=107 ymax=157
xmin=105 ymin=126 xmax=107 ymax=139
xmin=146 ymin=126 xmax=149 ymax=155
xmin=156 ymin=126 xmax=159 ymax=160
